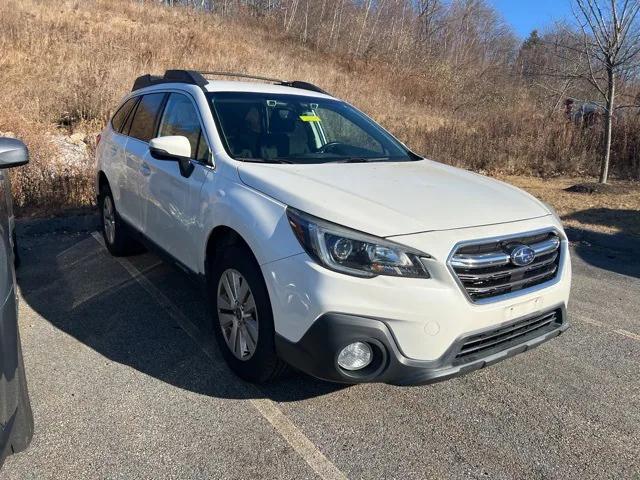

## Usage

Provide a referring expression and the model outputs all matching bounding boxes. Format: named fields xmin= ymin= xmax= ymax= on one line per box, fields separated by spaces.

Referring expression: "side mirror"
xmin=0 ymin=137 xmax=29 ymax=169
xmin=149 ymin=136 xmax=191 ymax=161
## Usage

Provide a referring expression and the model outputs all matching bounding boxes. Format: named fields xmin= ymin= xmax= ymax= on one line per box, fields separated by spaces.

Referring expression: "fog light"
xmin=337 ymin=342 xmax=372 ymax=371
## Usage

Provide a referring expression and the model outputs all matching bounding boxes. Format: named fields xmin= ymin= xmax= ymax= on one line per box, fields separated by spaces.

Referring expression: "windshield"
xmin=207 ymin=92 xmax=416 ymax=164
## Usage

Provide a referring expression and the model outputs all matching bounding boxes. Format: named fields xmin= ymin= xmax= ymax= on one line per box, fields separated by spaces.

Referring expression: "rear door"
xmin=121 ymin=93 xmax=167 ymax=232
xmin=143 ymin=92 xmax=211 ymax=271
xmin=104 ymin=96 xmax=139 ymax=224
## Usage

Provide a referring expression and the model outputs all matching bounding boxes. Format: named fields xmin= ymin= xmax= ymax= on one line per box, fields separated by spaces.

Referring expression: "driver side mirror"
xmin=0 ymin=137 xmax=29 ymax=169
xmin=149 ymin=136 xmax=191 ymax=161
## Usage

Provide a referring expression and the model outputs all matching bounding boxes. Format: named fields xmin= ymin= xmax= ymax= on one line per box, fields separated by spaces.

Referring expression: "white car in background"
xmin=95 ymin=70 xmax=571 ymax=385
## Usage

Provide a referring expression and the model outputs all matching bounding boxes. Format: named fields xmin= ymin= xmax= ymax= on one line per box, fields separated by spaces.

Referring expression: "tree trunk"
xmin=600 ymin=67 xmax=615 ymax=184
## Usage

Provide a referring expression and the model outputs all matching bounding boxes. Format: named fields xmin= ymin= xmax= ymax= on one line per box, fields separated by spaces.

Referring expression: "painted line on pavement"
xmin=571 ymin=311 xmax=640 ymax=344
xmin=91 ymin=232 xmax=348 ymax=480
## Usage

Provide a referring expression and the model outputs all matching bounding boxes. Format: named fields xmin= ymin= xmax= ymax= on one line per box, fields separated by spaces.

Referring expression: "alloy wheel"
xmin=217 ymin=268 xmax=259 ymax=360
xmin=103 ymin=195 xmax=116 ymax=245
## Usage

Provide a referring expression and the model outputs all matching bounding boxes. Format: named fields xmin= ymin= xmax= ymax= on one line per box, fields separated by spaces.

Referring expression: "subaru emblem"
xmin=510 ymin=245 xmax=536 ymax=266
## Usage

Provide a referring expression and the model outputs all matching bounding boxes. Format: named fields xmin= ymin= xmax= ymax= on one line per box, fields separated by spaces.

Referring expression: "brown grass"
xmin=502 ymin=176 xmax=640 ymax=238
xmin=0 ymin=0 xmax=638 ymax=228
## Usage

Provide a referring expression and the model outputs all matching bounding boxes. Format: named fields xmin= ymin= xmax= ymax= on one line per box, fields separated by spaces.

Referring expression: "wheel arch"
xmin=97 ymin=170 xmax=109 ymax=195
xmin=204 ymin=225 xmax=255 ymax=277
xmin=198 ymin=181 xmax=304 ymax=276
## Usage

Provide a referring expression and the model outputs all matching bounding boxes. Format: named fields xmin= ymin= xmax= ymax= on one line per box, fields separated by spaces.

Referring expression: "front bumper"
xmin=276 ymin=307 xmax=568 ymax=385
xmin=264 ymin=218 xmax=571 ymax=363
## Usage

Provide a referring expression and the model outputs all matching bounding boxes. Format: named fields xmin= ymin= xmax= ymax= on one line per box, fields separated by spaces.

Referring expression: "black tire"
xmin=98 ymin=183 xmax=138 ymax=257
xmin=208 ymin=243 xmax=288 ymax=383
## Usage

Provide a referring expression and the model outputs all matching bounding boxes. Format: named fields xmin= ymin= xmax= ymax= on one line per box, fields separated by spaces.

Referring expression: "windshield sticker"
xmin=300 ymin=115 xmax=321 ymax=122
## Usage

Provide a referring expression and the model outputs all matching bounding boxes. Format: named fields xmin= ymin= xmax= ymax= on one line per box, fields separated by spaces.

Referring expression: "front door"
xmin=143 ymin=93 xmax=212 ymax=272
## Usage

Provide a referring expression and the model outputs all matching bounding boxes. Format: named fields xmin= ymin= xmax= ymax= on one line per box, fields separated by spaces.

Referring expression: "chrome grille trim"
xmin=447 ymin=228 xmax=563 ymax=303
xmin=450 ymin=236 xmax=560 ymax=269
xmin=457 ymin=252 xmax=558 ymax=281
xmin=464 ymin=266 xmax=558 ymax=295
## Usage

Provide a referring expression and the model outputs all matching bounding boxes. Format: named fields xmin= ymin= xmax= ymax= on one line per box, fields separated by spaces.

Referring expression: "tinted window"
xmin=111 ymin=97 xmax=138 ymax=133
xmin=128 ymin=93 xmax=166 ymax=142
xmin=158 ymin=93 xmax=210 ymax=162
xmin=122 ymin=97 xmax=139 ymax=135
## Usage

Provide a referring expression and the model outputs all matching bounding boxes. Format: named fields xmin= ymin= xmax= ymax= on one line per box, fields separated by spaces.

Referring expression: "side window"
xmin=158 ymin=93 xmax=210 ymax=161
xmin=195 ymin=131 xmax=211 ymax=162
xmin=110 ymin=97 xmax=138 ymax=133
xmin=128 ymin=93 xmax=166 ymax=142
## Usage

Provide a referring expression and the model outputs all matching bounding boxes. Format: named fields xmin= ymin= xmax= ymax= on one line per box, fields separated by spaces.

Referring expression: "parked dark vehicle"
xmin=0 ymin=138 xmax=32 ymax=468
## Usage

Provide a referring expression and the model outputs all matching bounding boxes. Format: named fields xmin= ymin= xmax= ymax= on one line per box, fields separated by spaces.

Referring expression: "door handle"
xmin=140 ymin=162 xmax=151 ymax=176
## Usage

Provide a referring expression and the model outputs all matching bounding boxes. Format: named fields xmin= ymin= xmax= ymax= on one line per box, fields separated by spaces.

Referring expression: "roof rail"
xmin=280 ymin=80 xmax=330 ymax=95
xmin=199 ymin=71 xmax=285 ymax=83
xmin=199 ymin=70 xmax=332 ymax=95
xmin=200 ymin=71 xmax=330 ymax=95
xmin=131 ymin=70 xmax=208 ymax=92
xmin=132 ymin=70 xmax=331 ymax=96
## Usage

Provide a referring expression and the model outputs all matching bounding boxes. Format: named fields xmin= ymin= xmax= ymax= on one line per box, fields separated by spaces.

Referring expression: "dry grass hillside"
xmin=1 ymin=0 xmax=450 ymax=212
xmin=0 ymin=0 xmax=638 ymax=238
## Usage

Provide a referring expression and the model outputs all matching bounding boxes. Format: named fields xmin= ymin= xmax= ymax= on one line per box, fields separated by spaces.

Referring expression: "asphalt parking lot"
xmin=2 ymin=221 xmax=639 ymax=479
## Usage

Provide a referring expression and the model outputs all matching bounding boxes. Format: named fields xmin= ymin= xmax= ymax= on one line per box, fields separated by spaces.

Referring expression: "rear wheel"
xmin=209 ymin=244 xmax=287 ymax=383
xmin=99 ymin=184 xmax=138 ymax=256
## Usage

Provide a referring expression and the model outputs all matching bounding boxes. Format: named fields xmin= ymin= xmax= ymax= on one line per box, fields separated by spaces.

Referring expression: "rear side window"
xmin=110 ymin=97 xmax=138 ymax=133
xmin=128 ymin=93 xmax=166 ymax=142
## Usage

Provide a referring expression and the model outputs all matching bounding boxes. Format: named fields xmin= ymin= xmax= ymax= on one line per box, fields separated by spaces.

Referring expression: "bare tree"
xmin=573 ymin=0 xmax=640 ymax=183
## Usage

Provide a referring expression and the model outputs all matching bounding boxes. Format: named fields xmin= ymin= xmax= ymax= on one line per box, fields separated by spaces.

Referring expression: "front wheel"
xmin=209 ymin=244 xmax=287 ymax=383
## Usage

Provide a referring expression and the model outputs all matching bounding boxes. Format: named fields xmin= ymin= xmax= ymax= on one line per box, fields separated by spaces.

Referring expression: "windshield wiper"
xmin=237 ymin=157 xmax=293 ymax=164
xmin=329 ymin=157 xmax=390 ymax=163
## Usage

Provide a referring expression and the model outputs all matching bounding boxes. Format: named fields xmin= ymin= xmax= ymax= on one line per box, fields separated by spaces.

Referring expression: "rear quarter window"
xmin=127 ymin=93 xmax=166 ymax=142
xmin=110 ymin=97 xmax=138 ymax=133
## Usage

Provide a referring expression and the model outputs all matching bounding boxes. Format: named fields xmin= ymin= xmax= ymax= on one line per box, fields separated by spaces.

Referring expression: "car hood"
xmin=237 ymin=159 xmax=550 ymax=237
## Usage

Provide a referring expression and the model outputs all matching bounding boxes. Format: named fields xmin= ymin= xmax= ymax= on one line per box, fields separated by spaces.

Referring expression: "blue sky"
xmin=488 ymin=0 xmax=573 ymax=38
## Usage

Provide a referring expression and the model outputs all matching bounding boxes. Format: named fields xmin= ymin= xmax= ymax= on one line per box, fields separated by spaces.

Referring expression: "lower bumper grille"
xmin=455 ymin=309 xmax=563 ymax=363
xmin=449 ymin=230 xmax=562 ymax=302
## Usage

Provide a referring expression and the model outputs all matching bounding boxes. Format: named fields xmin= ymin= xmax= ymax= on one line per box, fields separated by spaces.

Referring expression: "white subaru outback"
xmin=96 ymin=70 xmax=571 ymax=385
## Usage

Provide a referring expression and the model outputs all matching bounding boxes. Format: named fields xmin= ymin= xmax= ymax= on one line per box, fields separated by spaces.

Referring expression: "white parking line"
xmin=571 ymin=311 xmax=640 ymax=344
xmin=614 ymin=329 xmax=640 ymax=342
xmin=90 ymin=232 xmax=348 ymax=480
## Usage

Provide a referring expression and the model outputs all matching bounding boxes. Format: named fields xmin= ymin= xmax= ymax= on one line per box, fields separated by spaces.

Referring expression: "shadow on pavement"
xmin=563 ymin=208 xmax=640 ymax=279
xmin=16 ymin=228 xmax=344 ymax=402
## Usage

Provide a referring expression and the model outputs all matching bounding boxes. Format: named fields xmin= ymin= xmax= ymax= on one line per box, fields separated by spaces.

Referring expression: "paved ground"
xmin=1 ymin=226 xmax=639 ymax=480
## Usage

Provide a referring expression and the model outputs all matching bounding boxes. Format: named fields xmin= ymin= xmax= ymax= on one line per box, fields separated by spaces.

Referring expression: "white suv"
xmin=96 ymin=70 xmax=571 ymax=385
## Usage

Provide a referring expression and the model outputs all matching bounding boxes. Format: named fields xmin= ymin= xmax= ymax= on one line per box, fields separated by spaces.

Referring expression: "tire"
xmin=208 ymin=243 xmax=288 ymax=383
xmin=99 ymin=184 xmax=138 ymax=257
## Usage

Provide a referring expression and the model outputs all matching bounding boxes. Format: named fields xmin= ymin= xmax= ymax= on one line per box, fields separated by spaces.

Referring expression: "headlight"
xmin=286 ymin=207 xmax=431 ymax=278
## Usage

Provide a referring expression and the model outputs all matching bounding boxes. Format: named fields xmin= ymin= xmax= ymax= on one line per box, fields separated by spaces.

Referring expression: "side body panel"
xmin=120 ymin=138 xmax=150 ymax=232
xmin=0 ymin=172 xmax=33 ymax=466
xmin=144 ymin=160 xmax=209 ymax=272
xmin=195 ymin=166 xmax=304 ymax=274
xmin=97 ymin=128 xmax=129 ymax=215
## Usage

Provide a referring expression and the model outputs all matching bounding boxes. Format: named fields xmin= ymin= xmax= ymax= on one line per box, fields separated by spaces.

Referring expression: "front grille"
xmin=455 ymin=309 xmax=563 ymax=363
xmin=449 ymin=231 xmax=561 ymax=302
